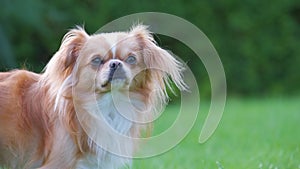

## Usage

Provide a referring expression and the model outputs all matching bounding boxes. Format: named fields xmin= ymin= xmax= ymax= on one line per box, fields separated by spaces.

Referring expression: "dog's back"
xmin=0 ymin=70 xmax=40 ymax=114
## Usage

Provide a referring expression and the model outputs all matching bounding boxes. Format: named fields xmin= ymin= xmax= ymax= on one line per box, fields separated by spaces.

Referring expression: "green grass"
xmin=133 ymin=97 xmax=300 ymax=169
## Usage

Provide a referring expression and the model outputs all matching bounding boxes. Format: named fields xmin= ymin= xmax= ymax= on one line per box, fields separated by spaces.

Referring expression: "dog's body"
xmin=0 ymin=25 xmax=185 ymax=169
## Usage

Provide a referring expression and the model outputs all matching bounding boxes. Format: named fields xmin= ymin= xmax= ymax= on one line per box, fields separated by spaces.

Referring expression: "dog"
xmin=0 ymin=25 xmax=186 ymax=169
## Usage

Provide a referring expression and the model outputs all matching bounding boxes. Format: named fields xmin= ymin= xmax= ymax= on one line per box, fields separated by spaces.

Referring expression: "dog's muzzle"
xmin=102 ymin=60 xmax=127 ymax=87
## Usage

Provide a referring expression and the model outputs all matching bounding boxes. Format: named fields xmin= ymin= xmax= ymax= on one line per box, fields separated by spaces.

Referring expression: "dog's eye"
xmin=91 ymin=57 xmax=103 ymax=66
xmin=125 ymin=55 xmax=137 ymax=65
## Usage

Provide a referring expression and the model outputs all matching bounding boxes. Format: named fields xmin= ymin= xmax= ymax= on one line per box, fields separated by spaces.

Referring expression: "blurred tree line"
xmin=0 ymin=0 xmax=299 ymax=96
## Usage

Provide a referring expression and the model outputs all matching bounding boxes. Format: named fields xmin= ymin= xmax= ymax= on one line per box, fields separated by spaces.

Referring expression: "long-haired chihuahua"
xmin=0 ymin=25 xmax=186 ymax=169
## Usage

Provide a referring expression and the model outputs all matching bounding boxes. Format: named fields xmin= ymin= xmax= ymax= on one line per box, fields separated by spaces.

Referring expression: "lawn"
xmin=133 ymin=97 xmax=300 ymax=169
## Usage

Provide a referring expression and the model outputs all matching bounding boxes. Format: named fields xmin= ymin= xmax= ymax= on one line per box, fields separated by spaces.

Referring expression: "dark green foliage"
xmin=0 ymin=0 xmax=299 ymax=95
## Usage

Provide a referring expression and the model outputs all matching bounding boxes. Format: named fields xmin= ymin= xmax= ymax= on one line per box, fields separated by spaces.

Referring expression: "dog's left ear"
xmin=60 ymin=27 xmax=89 ymax=69
xmin=130 ymin=25 xmax=187 ymax=93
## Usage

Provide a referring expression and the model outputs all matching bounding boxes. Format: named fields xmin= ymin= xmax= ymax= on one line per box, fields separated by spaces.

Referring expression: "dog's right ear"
xmin=60 ymin=27 xmax=89 ymax=69
xmin=42 ymin=27 xmax=89 ymax=84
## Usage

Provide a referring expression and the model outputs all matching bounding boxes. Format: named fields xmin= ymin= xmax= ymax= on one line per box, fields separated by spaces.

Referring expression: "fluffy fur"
xmin=0 ymin=25 xmax=186 ymax=169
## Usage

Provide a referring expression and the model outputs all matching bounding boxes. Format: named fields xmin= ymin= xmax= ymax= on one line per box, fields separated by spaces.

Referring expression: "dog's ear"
xmin=42 ymin=27 xmax=89 ymax=90
xmin=60 ymin=27 xmax=89 ymax=69
xmin=130 ymin=25 xmax=187 ymax=94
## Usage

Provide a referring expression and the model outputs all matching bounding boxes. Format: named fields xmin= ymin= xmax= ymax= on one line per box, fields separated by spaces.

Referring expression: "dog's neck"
xmin=96 ymin=92 xmax=134 ymax=134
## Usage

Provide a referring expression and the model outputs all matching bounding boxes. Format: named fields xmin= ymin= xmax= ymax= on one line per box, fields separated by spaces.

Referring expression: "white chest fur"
xmin=76 ymin=92 xmax=144 ymax=169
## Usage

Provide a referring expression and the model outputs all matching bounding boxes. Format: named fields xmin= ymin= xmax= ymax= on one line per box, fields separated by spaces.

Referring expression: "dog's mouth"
xmin=101 ymin=79 xmax=126 ymax=88
xmin=101 ymin=69 xmax=128 ymax=88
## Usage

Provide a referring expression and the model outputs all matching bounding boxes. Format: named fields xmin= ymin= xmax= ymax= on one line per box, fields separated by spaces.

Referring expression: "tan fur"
xmin=0 ymin=25 xmax=186 ymax=169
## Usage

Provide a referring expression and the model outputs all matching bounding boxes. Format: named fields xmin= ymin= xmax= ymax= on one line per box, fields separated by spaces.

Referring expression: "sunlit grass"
xmin=133 ymin=97 xmax=300 ymax=169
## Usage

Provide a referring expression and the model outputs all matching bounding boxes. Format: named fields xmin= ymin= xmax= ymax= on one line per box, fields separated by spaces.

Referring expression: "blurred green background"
xmin=1 ymin=0 xmax=300 ymax=96
xmin=1 ymin=0 xmax=300 ymax=168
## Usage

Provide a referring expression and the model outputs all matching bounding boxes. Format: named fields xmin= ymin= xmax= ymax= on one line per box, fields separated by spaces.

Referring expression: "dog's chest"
xmin=97 ymin=92 xmax=134 ymax=134
xmin=76 ymin=92 xmax=142 ymax=169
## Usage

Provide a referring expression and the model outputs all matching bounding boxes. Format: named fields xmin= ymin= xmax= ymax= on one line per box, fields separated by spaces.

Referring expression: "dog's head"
xmin=46 ymin=25 xmax=186 ymax=107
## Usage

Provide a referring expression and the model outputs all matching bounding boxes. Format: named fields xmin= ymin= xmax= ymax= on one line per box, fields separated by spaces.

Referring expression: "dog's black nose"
xmin=109 ymin=61 xmax=122 ymax=70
